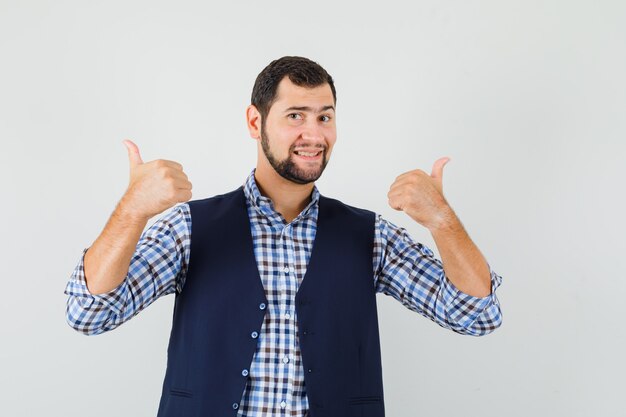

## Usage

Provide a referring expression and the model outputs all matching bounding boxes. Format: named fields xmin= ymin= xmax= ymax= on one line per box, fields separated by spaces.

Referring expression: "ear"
xmin=246 ymin=105 xmax=262 ymax=140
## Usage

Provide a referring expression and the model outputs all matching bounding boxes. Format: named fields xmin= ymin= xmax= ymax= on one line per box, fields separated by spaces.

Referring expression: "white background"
xmin=1 ymin=1 xmax=625 ymax=416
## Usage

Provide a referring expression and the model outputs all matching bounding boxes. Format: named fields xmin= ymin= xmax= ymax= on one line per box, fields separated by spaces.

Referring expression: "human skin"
xmin=82 ymin=76 xmax=490 ymax=298
xmin=82 ymin=141 xmax=192 ymax=295
xmin=246 ymin=77 xmax=337 ymax=223
xmin=248 ymin=76 xmax=491 ymax=297
xmin=387 ymin=160 xmax=492 ymax=297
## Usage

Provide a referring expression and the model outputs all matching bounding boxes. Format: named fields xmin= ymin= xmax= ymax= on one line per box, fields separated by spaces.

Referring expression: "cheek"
xmin=270 ymin=130 xmax=297 ymax=155
xmin=327 ymin=137 xmax=337 ymax=154
xmin=324 ymin=127 xmax=337 ymax=145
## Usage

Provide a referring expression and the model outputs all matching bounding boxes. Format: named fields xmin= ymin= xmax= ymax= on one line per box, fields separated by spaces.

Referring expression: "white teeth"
xmin=295 ymin=151 xmax=320 ymax=157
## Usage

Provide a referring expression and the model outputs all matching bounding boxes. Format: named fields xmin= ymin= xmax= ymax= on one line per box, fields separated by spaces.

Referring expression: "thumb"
xmin=430 ymin=156 xmax=450 ymax=190
xmin=123 ymin=139 xmax=144 ymax=168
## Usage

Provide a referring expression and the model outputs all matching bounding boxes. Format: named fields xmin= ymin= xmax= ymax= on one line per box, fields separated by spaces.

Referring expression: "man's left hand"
xmin=387 ymin=157 xmax=456 ymax=231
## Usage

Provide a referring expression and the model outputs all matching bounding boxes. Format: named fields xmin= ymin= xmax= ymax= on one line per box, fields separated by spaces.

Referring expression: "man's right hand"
xmin=121 ymin=139 xmax=193 ymax=221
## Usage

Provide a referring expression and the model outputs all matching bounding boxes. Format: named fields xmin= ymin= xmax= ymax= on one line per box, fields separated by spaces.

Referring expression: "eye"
xmin=287 ymin=113 xmax=302 ymax=120
xmin=320 ymin=114 xmax=332 ymax=122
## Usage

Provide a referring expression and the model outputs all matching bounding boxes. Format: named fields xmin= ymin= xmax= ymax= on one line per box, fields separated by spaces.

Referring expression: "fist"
xmin=121 ymin=139 xmax=193 ymax=220
xmin=387 ymin=157 xmax=452 ymax=230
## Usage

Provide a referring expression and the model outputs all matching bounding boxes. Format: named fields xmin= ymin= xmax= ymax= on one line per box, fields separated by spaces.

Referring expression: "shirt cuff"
xmin=63 ymin=247 xmax=128 ymax=316
xmin=439 ymin=263 xmax=502 ymax=328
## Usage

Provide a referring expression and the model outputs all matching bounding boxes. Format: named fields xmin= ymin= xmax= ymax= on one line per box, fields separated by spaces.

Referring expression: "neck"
xmin=254 ymin=163 xmax=315 ymax=223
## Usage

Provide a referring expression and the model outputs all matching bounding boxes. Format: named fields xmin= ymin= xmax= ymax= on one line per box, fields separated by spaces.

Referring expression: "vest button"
xmin=303 ymin=331 xmax=307 ymax=336
xmin=242 ymin=369 xmax=249 ymax=376
xmin=232 ymin=403 xmax=239 ymax=409
xmin=251 ymin=331 xmax=259 ymax=338
xmin=259 ymin=302 xmax=266 ymax=310
xmin=308 ymin=368 xmax=312 ymax=373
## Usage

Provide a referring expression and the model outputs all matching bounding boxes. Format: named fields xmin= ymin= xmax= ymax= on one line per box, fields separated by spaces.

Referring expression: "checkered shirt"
xmin=64 ymin=168 xmax=503 ymax=416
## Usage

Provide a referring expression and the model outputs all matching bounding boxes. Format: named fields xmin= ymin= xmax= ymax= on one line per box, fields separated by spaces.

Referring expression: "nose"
xmin=301 ymin=120 xmax=325 ymax=142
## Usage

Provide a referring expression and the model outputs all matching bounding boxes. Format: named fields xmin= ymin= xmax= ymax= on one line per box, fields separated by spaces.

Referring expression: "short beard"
xmin=260 ymin=123 xmax=328 ymax=185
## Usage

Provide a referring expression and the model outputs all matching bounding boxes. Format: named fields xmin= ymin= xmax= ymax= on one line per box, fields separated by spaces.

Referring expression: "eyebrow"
xmin=283 ymin=105 xmax=335 ymax=113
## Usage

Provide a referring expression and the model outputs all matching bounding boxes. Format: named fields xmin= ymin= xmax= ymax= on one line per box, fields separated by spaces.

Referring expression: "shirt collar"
xmin=243 ymin=168 xmax=320 ymax=224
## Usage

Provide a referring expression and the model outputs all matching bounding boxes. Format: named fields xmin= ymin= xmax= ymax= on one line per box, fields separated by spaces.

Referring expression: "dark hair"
xmin=251 ymin=56 xmax=336 ymax=122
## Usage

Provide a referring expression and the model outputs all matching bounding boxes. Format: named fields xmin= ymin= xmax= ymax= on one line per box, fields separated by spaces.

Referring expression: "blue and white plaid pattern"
xmin=65 ymin=168 xmax=503 ymax=416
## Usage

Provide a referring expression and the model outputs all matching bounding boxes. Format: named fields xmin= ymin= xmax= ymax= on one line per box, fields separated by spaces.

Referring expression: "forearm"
xmin=65 ymin=203 xmax=190 ymax=335
xmin=429 ymin=209 xmax=492 ymax=298
xmin=84 ymin=196 xmax=150 ymax=295
xmin=374 ymin=213 xmax=502 ymax=336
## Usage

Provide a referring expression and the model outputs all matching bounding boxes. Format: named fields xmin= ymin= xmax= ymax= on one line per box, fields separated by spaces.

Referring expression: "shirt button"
xmin=283 ymin=266 xmax=290 ymax=273
xmin=259 ymin=303 xmax=266 ymax=310
xmin=242 ymin=369 xmax=249 ymax=376
xmin=284 ymin=312 xmax=291 ymax=320
xmin=251 ymin=331 xmax=259 ymax=339
xmin=280 ymin=400 xmax=287 ymax=409
xmin=232 ymin=403 xmax=239 ymax=409
xmin=282 ymin=356 xmax=289 ymax=364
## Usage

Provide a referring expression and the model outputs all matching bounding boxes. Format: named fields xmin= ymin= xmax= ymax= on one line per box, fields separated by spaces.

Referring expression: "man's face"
xmin=259 ymin=77 xmax=337 ymax=184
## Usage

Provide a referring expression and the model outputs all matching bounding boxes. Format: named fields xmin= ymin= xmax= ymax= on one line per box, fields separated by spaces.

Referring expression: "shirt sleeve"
xmin=64 ymin=203 xmax=192 ymax=335
xmin=372 ymin=213 xmax=503 ymax=336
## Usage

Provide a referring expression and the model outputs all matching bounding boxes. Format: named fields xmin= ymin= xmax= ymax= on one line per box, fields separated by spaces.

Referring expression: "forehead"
xmin=271 ymin=76 xmax=334 ymax=109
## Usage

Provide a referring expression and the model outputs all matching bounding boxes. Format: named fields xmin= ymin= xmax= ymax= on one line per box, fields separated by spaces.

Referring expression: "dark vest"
xmin=156 ymin=186 xmax=385 ymax=417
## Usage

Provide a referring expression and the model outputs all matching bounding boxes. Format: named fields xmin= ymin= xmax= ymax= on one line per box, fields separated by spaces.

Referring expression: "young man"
xmin=65 ymin=56 xmax=503 ymax=417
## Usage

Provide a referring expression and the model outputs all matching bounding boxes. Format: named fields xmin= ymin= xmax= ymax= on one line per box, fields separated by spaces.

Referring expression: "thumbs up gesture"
xmin=120 ymin=139 xmax=193 ymax=221
xmin=387 ymin=157 xmax=454 ymax=231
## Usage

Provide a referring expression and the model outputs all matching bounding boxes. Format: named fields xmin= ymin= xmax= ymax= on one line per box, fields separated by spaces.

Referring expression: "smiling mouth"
xmin=293 ymin=150 xmax=323 ymax=160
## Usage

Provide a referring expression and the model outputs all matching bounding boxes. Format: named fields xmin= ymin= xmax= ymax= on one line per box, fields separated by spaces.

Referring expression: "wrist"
xmin=427 ymin=206 xmax=460 ymax=235
xmin=117 ymin=195 xmax=151 ymax=224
